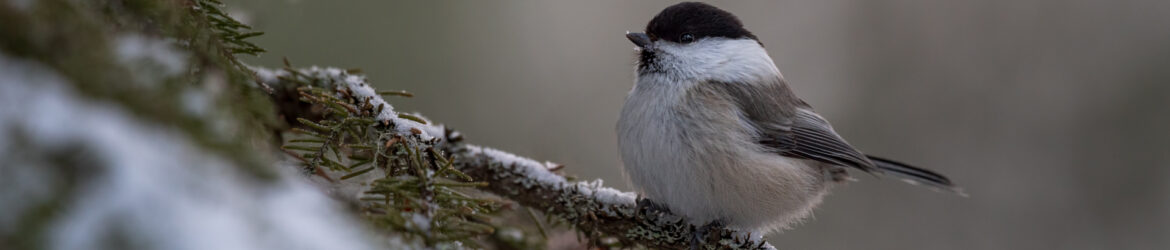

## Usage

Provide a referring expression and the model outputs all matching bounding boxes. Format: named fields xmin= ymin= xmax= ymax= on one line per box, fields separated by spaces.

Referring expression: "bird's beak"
xmin=626 ymin=32 xmax=651 ymax=48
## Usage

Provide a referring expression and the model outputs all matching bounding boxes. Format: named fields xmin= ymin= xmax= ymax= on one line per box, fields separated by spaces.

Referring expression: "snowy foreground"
xmin=0 ymin=54 xmax=385 ymax=250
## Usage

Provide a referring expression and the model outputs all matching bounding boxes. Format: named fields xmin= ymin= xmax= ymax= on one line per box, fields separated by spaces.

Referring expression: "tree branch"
xmin=256 ymin=66 xmax=776 ymax=249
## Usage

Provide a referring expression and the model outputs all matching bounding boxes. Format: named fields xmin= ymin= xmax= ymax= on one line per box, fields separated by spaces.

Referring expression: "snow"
xmin=580 ymin=183 xmax=637 ymax=207
xmin=498 ymin=228 xmax=524 ymax=242
xmin=464 ymin=145 xmax=567 ymax=188
xmin=252 ymin=66 xmax=279 ymax=82
xmin=181 ymin=87 xmax=212 ymax=116
xmin=114 ymin=34 xmax=189 ymax=85
xmin=0 ymin=54 xmax=383 ymax=250
xmin=409 ymin=213 xmax=431 ymax=231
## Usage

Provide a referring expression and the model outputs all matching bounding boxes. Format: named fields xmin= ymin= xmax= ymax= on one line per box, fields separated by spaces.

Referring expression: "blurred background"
xmin=226 ymin=1 xmax=1170 ymax=249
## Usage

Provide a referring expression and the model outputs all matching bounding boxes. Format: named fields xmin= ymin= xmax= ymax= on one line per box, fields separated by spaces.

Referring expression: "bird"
xmin=616 ymin=2 xmax=961 ymax=241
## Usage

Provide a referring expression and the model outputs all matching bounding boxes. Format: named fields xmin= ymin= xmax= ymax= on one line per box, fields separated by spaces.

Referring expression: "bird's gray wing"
xmin=772 ymin=109 xmax=877 ymax=172
xmin=708 ymin=80 xmax=963 ymax=192
xmin=709 ymin=80 xmax=876 ymax=172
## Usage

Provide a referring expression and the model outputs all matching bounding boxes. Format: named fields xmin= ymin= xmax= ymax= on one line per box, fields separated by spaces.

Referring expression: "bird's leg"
xmin=635 ymin=196 xmax=671 ymax=215
xmin=690 ymin=220 xmax=726 ymax=250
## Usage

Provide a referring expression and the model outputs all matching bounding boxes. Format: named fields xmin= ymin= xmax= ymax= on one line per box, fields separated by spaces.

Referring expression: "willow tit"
xmin=617 ymin=2 xmax=961 ymax=236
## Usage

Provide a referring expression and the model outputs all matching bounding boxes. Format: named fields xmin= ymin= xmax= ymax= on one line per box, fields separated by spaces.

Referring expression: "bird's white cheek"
xmin=647 ymin=39 xmax=782 ymax=85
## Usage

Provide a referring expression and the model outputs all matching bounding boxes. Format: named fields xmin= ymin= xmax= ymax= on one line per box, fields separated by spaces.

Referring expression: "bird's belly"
xmin=617 ymin=93 xmax=830 ymax=233
xmin=618 ymin=107 xmax=717 ymax=220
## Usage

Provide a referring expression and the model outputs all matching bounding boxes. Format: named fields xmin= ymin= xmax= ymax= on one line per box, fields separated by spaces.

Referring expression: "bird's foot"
xmin=689 ymin=220 xmax=726 ymax=250
xmin=635 ymin=196 xmax=671 ymax=215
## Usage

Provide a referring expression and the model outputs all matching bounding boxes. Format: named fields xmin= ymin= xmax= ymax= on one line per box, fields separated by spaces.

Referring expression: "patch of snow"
xmin=409 ymin=213 xmax=431 ymax=231
xmin=114 ymin=34 xmax=189 ymax=85
xmin=252 ymin=66 xmax=280 ymax=83
xmin=498 ymin=228 xmax=524 ymax=242
xmin=181 ymin=87 xmax=212 ymax=116
xmin=587 ymin=186 xmax=637 ymax=207
xmin=465 ymin=145 xmax=567 ymax=188
xmin=0 ymin=53 xmax=380 ymax=250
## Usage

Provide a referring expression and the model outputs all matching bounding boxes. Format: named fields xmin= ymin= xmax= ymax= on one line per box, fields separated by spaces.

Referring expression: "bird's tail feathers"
xmin=865 ymin=155 xmax=967 ymax=196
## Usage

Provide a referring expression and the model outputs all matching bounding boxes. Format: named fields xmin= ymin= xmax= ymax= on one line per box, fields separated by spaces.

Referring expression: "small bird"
xmin=617 ymin=2 xmax=961 ymax=239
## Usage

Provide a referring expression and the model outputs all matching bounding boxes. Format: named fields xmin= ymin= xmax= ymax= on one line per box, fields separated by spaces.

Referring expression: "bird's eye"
xmin=680 ymin=33 xmax=695 ymax=43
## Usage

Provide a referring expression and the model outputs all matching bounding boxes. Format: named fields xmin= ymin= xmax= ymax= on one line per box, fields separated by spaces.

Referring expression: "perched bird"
xmin=617 ymin=2 xmax=961 ymax=239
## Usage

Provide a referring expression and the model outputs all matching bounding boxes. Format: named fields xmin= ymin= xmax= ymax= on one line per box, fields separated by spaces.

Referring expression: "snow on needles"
xmin=252 ymin=66 xmax=445 ymax=141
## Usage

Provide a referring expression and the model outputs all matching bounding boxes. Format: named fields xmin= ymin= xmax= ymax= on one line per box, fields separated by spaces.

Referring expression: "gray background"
xmin=227 ymin=1 xmax=1170 ymax=249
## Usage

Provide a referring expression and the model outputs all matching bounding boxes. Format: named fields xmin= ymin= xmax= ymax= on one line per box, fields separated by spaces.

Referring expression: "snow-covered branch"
xmin=256 ymin=66 xmax=777 ymax=249
xmin=452 ymin=146 xmax=775 ymax=249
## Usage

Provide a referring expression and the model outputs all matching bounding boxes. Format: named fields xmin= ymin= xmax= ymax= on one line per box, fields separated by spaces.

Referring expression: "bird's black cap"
xmin=644 ymin=2 xmax=757 ymax=43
